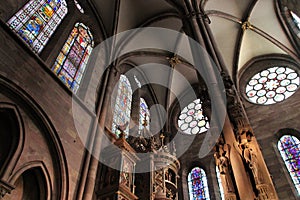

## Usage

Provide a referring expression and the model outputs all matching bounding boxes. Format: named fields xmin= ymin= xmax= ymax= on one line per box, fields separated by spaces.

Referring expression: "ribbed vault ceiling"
xmin=90 ymin=0 xmax=299 ymax=114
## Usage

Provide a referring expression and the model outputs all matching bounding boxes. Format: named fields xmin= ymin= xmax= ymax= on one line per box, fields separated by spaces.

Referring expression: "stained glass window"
xmin=178 ymin=99 xmax=209 ymax=134
xmin=139 ymin=98 xmax=150 ymax=132
xmin=7 ymin=0 xmax=68 ymax=54
xmin=188 ymin=167 xmax=210 ymax=200
xmin=74 ymin=0 xmax=84 ymax=13
xmin=52 ymin=22 xmax=94 ymax=93
xmin=278 ymin=135 xmax=300 ymax=194
xmin=246 ymin=66 xmax=299 ymax=105
xmin=291 ymin=11 xmax=300 ymax=30
xmin=216 ymin=166 xmax=225 ymax=200
xmin=134 ymin=75 xmax=142 ymax=88
xmin=112 ymin=75 xmax=132 ymax=137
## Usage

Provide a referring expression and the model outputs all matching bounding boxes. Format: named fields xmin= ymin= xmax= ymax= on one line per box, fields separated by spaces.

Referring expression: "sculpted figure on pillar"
xmin=214 ymin=140 xmax=235 ymax=194
xmin=243 ymin=141 xmax=262 ymax=185
xmin=220 ymin=72 xmax=255 ymax=140
xmin=234 ymin=135 xmax=263 ymax=185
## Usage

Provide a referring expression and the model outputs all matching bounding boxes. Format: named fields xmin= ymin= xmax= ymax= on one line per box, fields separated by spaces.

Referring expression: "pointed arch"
xmin=8 ymin=161 xmax=52 ymax=200
xmin=52 ymin=22 xmax=94 ymax=93
xmin=7 ymin=0 xmax=68 ymax=54
xmin=0 ymin=76 xmax=69 ymax=199
xmin=188 ymin=167 xmax=210 ymax=200
xmin=0 ymin=103 xmax=24 ymax=180
xmin=278 ymin=135 xmax=300 ymax=194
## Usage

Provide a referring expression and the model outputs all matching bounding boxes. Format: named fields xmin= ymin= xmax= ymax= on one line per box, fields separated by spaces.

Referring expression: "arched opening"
xmin=188 ymin=167 xmax=210 ymax=200
xmin=0 ymin=106 xmax=21 ymax=176
xmin=3 ymin=167 xmax=47 ymax=200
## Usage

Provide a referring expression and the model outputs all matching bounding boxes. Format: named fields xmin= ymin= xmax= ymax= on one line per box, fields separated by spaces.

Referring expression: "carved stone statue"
xmin=235 ymin=139 xmax=262 ymax=185
xmin=214 ymin=143 xmax=235 ymax=193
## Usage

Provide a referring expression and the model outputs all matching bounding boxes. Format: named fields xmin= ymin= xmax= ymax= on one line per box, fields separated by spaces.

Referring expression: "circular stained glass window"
xmin=246 ymin=66 xmax=299 ymax=105
xmin=178 ymin=99 xmax=209 ymax=134
xmin=74 ymin=0 xmax=84 ymax=13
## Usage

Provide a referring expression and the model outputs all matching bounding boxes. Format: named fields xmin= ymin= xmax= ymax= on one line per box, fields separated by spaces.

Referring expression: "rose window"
xmin=246 ymin=66 xmax=299 ymax=105
xmin=178 ymin=99 xmax=209 ymax=134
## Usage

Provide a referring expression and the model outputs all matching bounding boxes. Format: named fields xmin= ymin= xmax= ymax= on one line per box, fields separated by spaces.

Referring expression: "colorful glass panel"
xmin=7 ymin=0 xmax=68 ymax=53
xmin=112 ymin=75 xmax=132 ymax=137
xmin=188 ymin=167 xmax=210 ymax=200
xmin=74 ymin=0 xmax=84 ymax=13
xmin=216 ymin=166 xmax=225 ymax=200
xmin=178 ymin=99 xmax=209 ymax=134
xmin=139 ymin=98 xmax=150 ymax=132
xmin=278 ymin=135 xmax=300 ymax=194
xmin=291 ymin=11 xmax=300 ymax=31
xmin=246 ymin=66 xmax=299 ymax=105
xmin=134 ymin=75 xmax=142 ymax=88
xmin=52 ymin=23 xmax=94 ymax=93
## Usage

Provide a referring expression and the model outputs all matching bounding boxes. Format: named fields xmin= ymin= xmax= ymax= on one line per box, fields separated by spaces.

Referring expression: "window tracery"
xmin=178 ymin=99 xmax=209 ymax=134
xmin=112 ymin=75 xmax=132 ymax=137
xmin=52 ymin=22 xmax=94 ymax=93
xmin=246 ymin=66 xmax=299 ymax=105
xmin=278 ymin=135 xmax=300 ymax=194
xmin=188 ymin=167 xmax=210 ymax=200
xmin=7 ymin=0 xmax=68 ymax=53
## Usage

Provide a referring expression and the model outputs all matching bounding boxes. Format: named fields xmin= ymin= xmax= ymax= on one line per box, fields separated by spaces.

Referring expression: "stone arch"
xmin=4 ymin=161 xmax=52 ymax=200
xmin=0 ymin=76 xmax=69 ymax=199
xmin=0 ymin=103 xmax=24 ymax=181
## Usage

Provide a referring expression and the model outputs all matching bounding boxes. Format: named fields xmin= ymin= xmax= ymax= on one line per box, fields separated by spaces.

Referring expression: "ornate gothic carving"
xmin=97 ymin=129 xmax=139 ymax=200
xmin=214 ymin=139 xmax=236 ymax=199
xmin=256 ymin=184 xmax=276 ymax=200
xmin=234 ymin=137 xmax=276 ymax=199
xmin=154 ymin=168 xmax=165 ymax=196
xmin=221 ymin=72 xmax=254 ymax=139
xmin=234 ymin=137 xmax=261 ymax=183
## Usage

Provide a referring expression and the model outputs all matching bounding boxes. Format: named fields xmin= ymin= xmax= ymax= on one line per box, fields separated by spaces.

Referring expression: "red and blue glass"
xmin=52 ymin=23 xmax=94 ymax=93
xmin=278 ymin=135 xmax=300 ymax=194
xmin=188 ymin=167 xmax=210 ymax=200
xmin=112 ymin=75 xmax=132 ymax=137
xmin=7 ymin=0 xmax=67 ymax=53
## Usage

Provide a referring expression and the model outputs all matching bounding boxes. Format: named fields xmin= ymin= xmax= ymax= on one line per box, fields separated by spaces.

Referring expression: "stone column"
xmin=214 ymin=140 xmax=237 ymax=200
xmin=81 ymin=66 xmax=119 ymax=200
xmin=224 ymin=72 xmax=278 ymax=200
xmin=179 ymin=0 xmax=276 ymax=199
